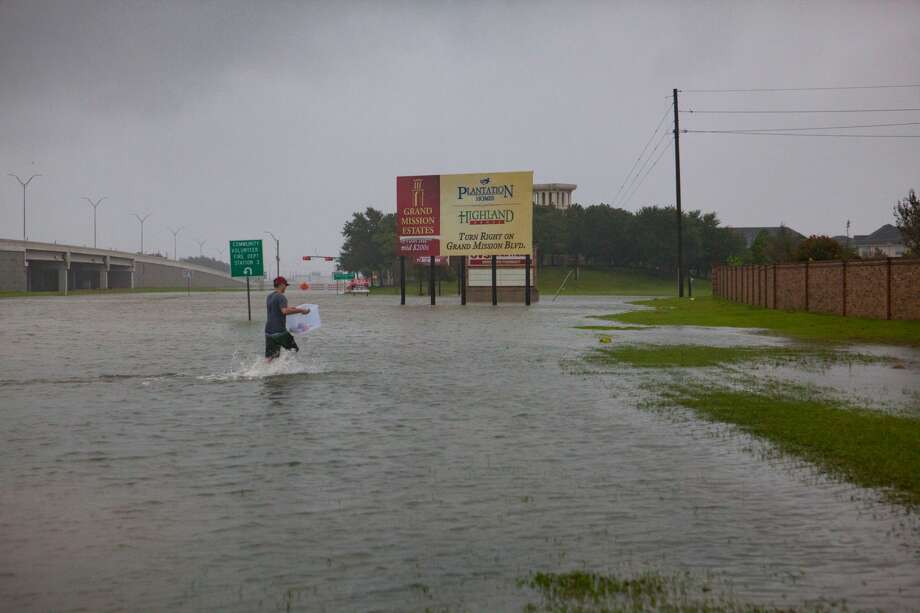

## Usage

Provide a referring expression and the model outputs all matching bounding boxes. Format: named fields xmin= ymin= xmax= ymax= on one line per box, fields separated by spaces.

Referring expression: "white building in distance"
xmin=533 ymin=183 xmax=577 ymax=209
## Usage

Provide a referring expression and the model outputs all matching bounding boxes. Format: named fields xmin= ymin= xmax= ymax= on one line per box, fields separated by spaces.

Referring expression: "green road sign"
xmin=333 ymin=271 xmax=355 ymax=280
xmin=229 ymin=239 xmax=264 ymax=277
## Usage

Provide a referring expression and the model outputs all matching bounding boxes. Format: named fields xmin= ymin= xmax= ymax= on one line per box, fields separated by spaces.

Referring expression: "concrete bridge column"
xmin=57 ymin=262 xmax=68 ymax=295
xmin=97 ymin=255 xmax=110 ymax=290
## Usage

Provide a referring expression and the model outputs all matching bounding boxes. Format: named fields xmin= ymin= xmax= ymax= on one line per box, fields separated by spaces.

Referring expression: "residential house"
xmin=834 ymin=224 xmax=907 ymax=257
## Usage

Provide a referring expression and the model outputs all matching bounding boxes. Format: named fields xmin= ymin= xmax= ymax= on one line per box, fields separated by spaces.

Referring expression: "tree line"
xmin=338 ymin=204 xmax=747 ymax=283
xmin=534 ymin=204 xmax=744 ymax=274
xmin=338 ymin=190 xmax=918 ymax=283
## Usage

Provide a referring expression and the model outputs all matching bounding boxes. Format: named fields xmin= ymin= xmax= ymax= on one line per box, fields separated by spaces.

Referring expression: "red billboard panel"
xmin=397 ymin=175 xmax=440 ymax=256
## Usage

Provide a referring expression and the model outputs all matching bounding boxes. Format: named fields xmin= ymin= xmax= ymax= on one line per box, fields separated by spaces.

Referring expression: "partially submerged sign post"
xmin=229 ymin=239 xmax=264 ymax=321
xmin=333 ymin=271 xmax=355 ymax=294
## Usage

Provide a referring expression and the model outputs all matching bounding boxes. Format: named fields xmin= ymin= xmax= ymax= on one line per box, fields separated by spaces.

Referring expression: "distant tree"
xmin=726 ymin=254 xmax=745 ymax=266
xmin=894 ymin=189 xmax=920 ymax=255
xmin=795 ymin=235 xmax=845 ymax=261
xmin=339 ymin=207 xmax=396 ymax=284
xmin=533 ymin=204 xmax=568 ymax=266
xmin=691 ymin=212 xmax=745 ymax=274
xmin=764 ymin=225 xmax=801 ymax=263
xmin=749 ymin=230 xmax=771 ymax=264
xmin=564 ymin=204 xmax=587 ymax=277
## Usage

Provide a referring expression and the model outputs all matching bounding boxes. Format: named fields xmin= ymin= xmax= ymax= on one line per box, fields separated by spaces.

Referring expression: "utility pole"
xmin=673 ymin=88 xmax=684 ymax=298
xmin=133 ymin=213 xmax=151 ymax=253
xmin=8 ymin=173 xmax=41 ymax=241
xmin=168 ymin=226 xmax=184 ymax=260
xmin=82 ymin=197 xmax=107 ymax=248
xmin=265 ymin=231 xmax=280 ymax=278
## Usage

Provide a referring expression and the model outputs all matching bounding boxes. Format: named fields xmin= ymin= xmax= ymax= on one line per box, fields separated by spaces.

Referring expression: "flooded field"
xmin=1 ymin=292 xmax=919 ymax=611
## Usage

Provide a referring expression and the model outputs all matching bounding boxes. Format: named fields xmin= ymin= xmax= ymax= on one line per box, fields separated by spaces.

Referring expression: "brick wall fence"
xmin=712 ymin=259 xmax=920 ymax=320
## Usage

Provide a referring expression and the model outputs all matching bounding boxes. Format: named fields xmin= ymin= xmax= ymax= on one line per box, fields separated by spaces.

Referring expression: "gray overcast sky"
xmin=2 ymin=0 xmax=918 ymax=275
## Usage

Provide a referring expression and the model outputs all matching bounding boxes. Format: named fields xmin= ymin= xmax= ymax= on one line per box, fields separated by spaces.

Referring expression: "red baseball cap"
xmin=273 ymin=276 xmax=289 ymax=287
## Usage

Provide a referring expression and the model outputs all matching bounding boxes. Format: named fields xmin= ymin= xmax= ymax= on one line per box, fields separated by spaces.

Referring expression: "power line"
xmin=621 ymin=138 xmax=674 ymax=208
xmin=683 ymin=121 xmax=920 ymax=133
xmin=684 ymin=130 xmax=920 ymax=138
xmin=617 ymin=130 xmax=670 ymax=207
xmin=611 ymin=104 xmax=671 ymax=207
xmin=680 ymin=84 xmax=920 ymax=93
xmin=682 ymin=107 xmax=920 ymax=114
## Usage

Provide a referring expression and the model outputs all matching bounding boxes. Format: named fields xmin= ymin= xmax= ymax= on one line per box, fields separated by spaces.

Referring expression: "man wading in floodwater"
xmin=265 ymin=276 xmax=310 ymax=360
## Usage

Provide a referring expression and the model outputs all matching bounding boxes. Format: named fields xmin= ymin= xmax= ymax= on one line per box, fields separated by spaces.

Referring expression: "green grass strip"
xmin=538 ymin=266 xmax=711 ymax=296
xmin=602 ymin=296 xmax=920 ymax=346
xmin=519 ymin=569 xmax=833 ymax=612
xmin=590 ymin=344 xmax=882 ymax=368
xmin=668 ymin=386 xmax=920 ymax=506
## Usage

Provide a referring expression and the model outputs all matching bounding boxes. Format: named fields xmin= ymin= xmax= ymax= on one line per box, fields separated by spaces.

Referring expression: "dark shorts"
xmin=265 ymin=332 xmax=299 ymax=358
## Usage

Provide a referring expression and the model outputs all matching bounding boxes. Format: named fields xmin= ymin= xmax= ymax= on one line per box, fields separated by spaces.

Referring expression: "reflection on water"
xmin=0 ymin=292 xmax=918 ymax=611
xmin=261 ymin=373 xmax=301 ymax=407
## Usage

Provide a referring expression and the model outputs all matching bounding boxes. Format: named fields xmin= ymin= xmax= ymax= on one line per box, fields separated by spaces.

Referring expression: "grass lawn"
xmin=537 ymin=266 xmax=710 ymax=296
xmin=517 ymin=569 xmax=829 ymax=612
xmin=668 ymin=385 xmax=920 ymax=506
xmin=0 ymin=287 xmax=245 ymax=298
xmin=589 ymin=344 xmax=887 ymax=368
xmin=602 ymin=296 xmax=920 ymax=346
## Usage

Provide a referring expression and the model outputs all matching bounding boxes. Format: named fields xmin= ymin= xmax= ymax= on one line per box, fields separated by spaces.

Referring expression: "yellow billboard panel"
xmin=439 ymin=171 xmax=533 ymax=256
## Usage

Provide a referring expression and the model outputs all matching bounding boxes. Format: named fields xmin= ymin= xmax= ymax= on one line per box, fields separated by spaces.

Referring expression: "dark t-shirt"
xmin=265 ymin=292 xmax=288 ymax=334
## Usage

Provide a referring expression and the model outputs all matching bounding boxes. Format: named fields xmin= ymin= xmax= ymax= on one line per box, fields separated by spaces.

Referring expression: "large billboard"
xmin=396 ymin=171 xmax=533 ymax=257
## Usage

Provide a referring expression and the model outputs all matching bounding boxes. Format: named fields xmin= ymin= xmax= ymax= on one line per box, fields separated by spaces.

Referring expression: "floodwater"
xmin=1 ymin=292 xmax=919 ymax=612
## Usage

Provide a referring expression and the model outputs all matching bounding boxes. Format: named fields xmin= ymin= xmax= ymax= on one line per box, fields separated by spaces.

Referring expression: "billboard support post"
xmin=400 ymin=256 xmax=406 ymax=305
xmin=429 ymin=256 xmax=436 ymax=305
xmin=525 ymin=254 xmax=531 ymax=306
xmin=229 ymin=239 xmax=264 ymax=320
xmin=460 ymin=257 xmax=466 ymax=305
xmin=491 ymin=255 xmax=498 ymax=305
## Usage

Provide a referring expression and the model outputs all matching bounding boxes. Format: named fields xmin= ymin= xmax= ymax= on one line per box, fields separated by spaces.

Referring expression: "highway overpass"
xmin=0 ymin=239 xmax=246 ymax=294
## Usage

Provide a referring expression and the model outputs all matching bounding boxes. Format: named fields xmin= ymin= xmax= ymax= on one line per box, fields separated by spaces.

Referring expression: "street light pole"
xmin=133 ymin=213 xmax=151 ymax=253
xmin=265 ymin=231 xmax=280 ymax=278
xmin=8 ymin=173 xmax=41 ymax=241
xmin=82 ymin=197 xmax=107 ymax=248
xmin=168 ymin=226 xmax=184 ymax=260
xmin=195 ymin=239 xmax=207 ymax=257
